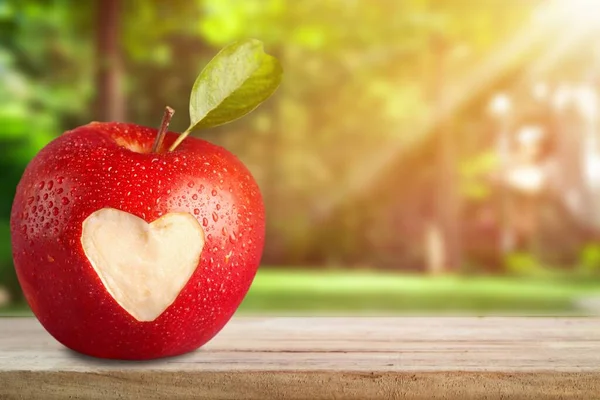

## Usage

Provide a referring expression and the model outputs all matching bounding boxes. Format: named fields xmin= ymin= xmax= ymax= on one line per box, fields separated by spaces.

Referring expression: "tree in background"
xmin=95 ymin=0 xmax=124 ymax=122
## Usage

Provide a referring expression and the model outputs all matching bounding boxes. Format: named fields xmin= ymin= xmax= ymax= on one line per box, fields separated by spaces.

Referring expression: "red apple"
xmin=10 ymin=121 xmax=265 ymax=360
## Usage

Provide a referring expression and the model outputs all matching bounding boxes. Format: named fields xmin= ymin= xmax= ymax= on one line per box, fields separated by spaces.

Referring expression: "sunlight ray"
xmin=313 ymin=1 xmax=588 ymax=221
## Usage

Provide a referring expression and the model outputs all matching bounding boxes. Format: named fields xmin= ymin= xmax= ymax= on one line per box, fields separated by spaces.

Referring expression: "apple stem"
xmin=168 ymin=126 xmax=193 ymax=152
xmin=152 ymin=106 xmax=175 ymax=153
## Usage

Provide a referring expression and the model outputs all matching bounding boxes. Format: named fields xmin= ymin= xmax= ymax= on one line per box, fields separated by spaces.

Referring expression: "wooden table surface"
xmin=0 ymin=317 xmax=599 ymax=399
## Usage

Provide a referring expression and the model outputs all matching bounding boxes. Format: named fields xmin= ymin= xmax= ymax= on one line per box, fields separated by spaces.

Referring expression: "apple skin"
xmin=10 ymin=122 xmax=265 ymax=360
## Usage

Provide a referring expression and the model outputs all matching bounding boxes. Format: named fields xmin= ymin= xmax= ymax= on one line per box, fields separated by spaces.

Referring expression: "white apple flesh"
xmin=81 ymin=208 xmax=205 ymax=322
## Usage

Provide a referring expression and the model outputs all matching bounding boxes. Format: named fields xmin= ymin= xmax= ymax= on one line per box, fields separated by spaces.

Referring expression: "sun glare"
xmin=556 ymin=0 xmax=600 ymax=28
xmin=488 ymin=94 xmax=512 ymax=117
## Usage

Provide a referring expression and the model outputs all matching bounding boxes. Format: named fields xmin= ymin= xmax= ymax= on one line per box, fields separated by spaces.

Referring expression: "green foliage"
xmin=188 ymin=39 xmax=282 ymax=132
xmin=579 ymin=244 xmax=600 ymax=276
xmin=0 ymin=221 xmax=12 ymax=272
xmin=0 ymin=0 xmax=93 ymax=298
xmin=504 ymin=252 xmax=548 ymax=277
xmin=460 ymin=151 xmax=498 ymax=199
xmin=200 ymin=0 xmax=285 ymax=45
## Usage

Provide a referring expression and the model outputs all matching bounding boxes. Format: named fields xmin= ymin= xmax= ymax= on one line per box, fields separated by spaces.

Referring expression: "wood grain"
xmin=0 ymin=317 xmax=599 ymax=399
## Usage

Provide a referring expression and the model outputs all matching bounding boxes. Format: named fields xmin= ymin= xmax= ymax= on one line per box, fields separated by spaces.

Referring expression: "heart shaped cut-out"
xmin=81 ymin=208 xmax=205 ymax=322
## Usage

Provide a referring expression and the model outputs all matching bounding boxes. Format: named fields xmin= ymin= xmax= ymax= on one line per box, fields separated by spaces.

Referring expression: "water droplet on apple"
xmin=48 ymin=201 xmax=53 ymax=208
xmin=47 ymin=180 xmax=54 ymax=190
xmin=212 ymin=212 xmax=218 ymax=222
xmin=211 ymin=189 xmax=217 ymax=196
xmin=193 ymin=208 xmax=200 ymax=215
xmin=61 ymin=197 xmax=70 ymax=205
xmin=229 ymin=233 xmax=237 ymax=243
xmin=221 ymin=227 xmax=227 ymax=236
xmin=52 ymin=207 xmax=59 ymax=216
xmin=187 ymin=181 xmax=194 ymax=188
xmin=43 ymin=193 xmax=48 ymax=200
xmin=31 ymin=205 xmax=37 ymax=213
xmin=192 ymin=194 xmax=198 ymax=200
xmin=56 ymin=188 xmax=64 ymax=194
xmin=27 ymin=197 xmax=34 ymax=205
xmin=38 ymin=181 xmax=45 ymax=190
xmin=202 ymin=217 xmax=208 ymax=227
xmin=216 ymin=204 xmax=221 ymax=210
xmin=56 ymin=176 xmax=64 ymax=184
xmin=151 ymin=158 xmax=159 ymax=163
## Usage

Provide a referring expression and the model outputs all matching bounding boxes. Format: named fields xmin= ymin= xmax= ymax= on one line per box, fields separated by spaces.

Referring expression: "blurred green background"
xmin=2 ymin=0 xmax=600 ymax=316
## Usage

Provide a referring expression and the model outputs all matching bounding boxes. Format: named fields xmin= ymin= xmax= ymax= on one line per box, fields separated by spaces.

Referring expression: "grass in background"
xmin=2 ymin=269 xmax=600 ymax=316
xmin=239 ymin=269 xmax=600 ymax=315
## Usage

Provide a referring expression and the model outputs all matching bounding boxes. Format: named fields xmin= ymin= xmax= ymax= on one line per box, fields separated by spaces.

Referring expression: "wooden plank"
xmin=0 ymin=317 xmax=599 ymax=399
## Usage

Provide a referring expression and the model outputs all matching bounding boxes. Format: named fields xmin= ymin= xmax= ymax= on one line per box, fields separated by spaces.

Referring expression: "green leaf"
xmin=188 ymin=38 xmax=282 ymax=131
